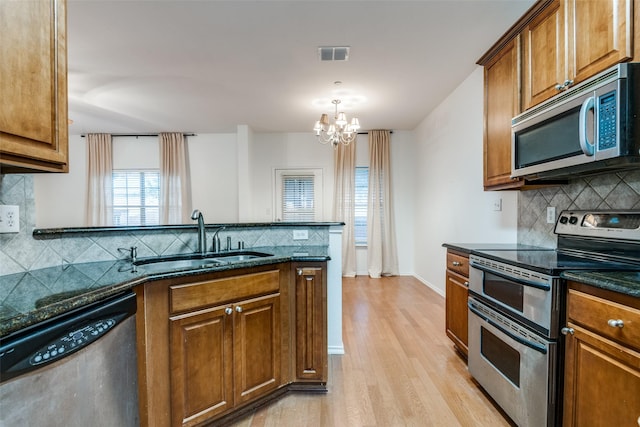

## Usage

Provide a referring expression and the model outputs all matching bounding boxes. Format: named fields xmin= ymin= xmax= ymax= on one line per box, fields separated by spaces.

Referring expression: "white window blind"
xmin=112 ymin=170 xmax=160 ymax=226
xmin=354 ymin=167 xmax=368 ymax=245
xmin=281 ymin=175 xmax=315 ymax=221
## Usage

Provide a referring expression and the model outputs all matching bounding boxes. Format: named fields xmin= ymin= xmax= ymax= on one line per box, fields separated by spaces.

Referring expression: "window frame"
xmin=274 ymin=168 xmax=323 ymax=222
xmin=112 ymin=169 xmax=160 ymax=226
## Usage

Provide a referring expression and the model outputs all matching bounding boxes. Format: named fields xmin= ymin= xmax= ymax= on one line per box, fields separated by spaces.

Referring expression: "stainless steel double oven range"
xmin=467 ymin=210 xmax=640 ymax=427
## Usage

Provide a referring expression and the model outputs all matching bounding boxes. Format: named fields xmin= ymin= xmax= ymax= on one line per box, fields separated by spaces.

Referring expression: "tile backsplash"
xmin=518 ymin=169 xmax=640 ymax=247
xmin=0 ymin=174 xmax=329 ymax=276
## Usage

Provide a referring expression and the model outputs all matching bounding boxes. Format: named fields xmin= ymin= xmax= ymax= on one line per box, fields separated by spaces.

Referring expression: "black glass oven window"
xmin=515 ymin=105 xmax=585 ymax=168
xmin=484 ymin=272 xmax=524 ymax=312
xmin=481 ymin=327 xmax=521 ymax=387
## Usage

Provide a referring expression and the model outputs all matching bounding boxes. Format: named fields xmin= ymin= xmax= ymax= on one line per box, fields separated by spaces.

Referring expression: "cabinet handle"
xmin=225 ymin=307 xmax=233 ymax=315
xmin=464 ymin=281 xmax=469 ymax=287
xmin=561 ymin=327 xmax=574 ymax=335
xmin=235 ymin=306 xmax=243 ymax=313
xmin=607 ymin=319 xmax=624 ymax=328
xmin=555 ymin=79 xmax=574 ymax=91
xmin=452 ymin=261 xmax=462 ymax=267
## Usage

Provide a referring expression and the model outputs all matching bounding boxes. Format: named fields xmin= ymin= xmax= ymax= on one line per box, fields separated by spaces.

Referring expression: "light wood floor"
xmin=230 ymin=276 xmax=514 ymax=427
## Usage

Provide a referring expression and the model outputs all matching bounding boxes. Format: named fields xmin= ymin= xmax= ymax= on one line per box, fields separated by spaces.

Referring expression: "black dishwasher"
xmin=0 ymin=291 xmax=139 ymax=426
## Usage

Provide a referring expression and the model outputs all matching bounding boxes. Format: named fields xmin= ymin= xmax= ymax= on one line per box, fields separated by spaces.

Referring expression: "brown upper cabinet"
xmin=483 ymin=38 xmax=521 ymax=190
xmin=479 ymin=0 xmax=638 ymax=191
xmin=0 ymin=0 xmax=69 ymax=173
xmin=523 ymin=0 xmax=633 ymax=110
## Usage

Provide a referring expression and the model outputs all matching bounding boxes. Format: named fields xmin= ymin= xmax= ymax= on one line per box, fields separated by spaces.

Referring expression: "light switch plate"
xmin=0 ymin=205 xmax=20 ymax=233
xmin=293 ymin=229 xmax=308 ymax=240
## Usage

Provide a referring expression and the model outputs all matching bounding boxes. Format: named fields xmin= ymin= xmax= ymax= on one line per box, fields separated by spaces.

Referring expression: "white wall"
xmin=412 ymin=67 xmax=518 ymax=296
xmin=189 ymin=133 xmax=238 ymax=222
xmin=34 ymin=135 xmax=87 ymax=228
xmin=249 ymin=132 xmax=335 ymax=222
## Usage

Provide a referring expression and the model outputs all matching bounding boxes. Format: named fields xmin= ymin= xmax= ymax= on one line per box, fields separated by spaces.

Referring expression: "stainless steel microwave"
xmin=511 ymin=63 xmax=640 ymax=180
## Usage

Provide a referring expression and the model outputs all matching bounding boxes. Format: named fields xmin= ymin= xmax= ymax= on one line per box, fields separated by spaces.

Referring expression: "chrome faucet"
xmin=211 ymin=226 xmax=225 ymax=253
xmin=191 ymin=209 xmax=206 ymax=255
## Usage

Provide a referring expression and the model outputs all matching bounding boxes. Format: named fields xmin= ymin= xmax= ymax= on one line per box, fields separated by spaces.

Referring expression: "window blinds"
xmin=281 ymin=175 xmax=315 ymax=221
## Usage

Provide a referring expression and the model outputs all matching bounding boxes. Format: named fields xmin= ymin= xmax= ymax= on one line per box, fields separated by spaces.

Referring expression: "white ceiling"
xmin=67 ymin=0 xmax=535 ymax=136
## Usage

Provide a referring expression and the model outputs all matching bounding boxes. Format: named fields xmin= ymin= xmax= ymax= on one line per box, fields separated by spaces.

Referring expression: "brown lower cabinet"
xmin=445 ymin=250 xmax=469 ymax=357
xmin=135 ymin=261 xmax=326 ymax=427
xmin=293 ymin=265 xmax=327 ymax=386
xmin=563 ymin=282 xmax=640 ymax=427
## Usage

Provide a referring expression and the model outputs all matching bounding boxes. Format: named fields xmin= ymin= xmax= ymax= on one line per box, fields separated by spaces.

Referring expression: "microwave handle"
xmin=579 ymin=96 xmax=595 ymax=156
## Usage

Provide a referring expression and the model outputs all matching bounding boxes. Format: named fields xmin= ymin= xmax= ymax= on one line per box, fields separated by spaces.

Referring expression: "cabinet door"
xmin=234 ymin=294 xmax=281 ymax=405
xmin=484 ymin=37 xmax=521 ymax=190
xmin=569 ymin=0 xmax=633 ymax=84
xmin=563 ymin=323 xmax=640 ymax=427
xmin=445 ymin=270 xmax=469 ymax=356
xmin=294 ymin=267 xmax=327 ymax=382
xmin=170 ymin=306 xmax=234 ymax=427
xmin=522 ymin=0 xmax=567 ymax=110
xmin=0 ymin=0 xmax=68 ymax=172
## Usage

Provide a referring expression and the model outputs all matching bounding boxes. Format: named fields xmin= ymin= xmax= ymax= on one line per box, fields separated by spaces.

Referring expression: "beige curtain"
xmin=333 ymin=141 xmax=357 ymax=277
xmin=86 ymin=133 xmax=113 ymax=226
xmin=159 ymin=132 xmax=191 ymax=224
xmin=367 ymin=130 xmax=398 ymax=277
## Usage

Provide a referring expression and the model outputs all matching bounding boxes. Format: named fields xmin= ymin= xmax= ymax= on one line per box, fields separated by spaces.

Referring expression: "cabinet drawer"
xmin=568 ymin=289 xmax=640 ymax=351
xmin=446 ymin=252 xmax=469 ymax=277
xmin=170 ymin=270 xmax=280 ymax=314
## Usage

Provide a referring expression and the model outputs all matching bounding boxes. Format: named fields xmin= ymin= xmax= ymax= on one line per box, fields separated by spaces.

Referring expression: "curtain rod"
xmin=357 ymin=130 xmax=394 ymax=135
xmin=80 ymin=133 xmax=196 ymax=138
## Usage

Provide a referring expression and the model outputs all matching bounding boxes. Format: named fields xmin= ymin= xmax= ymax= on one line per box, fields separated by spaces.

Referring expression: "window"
xmin=112 ymin=170 xmax=160 ymax=226
xmin=354 ymin=167 xmax=368 ymax=245
xmin=275 ymin=169 xmax=323 ymax=221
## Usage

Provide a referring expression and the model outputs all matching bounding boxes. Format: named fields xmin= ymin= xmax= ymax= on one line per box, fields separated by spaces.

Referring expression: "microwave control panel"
xmin=598 ymin=91 xmax=617 ymax=150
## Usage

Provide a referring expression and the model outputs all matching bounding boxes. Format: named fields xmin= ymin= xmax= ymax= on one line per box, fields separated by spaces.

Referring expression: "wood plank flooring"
xmin=230 ymin=276 xmax=514 ymax=427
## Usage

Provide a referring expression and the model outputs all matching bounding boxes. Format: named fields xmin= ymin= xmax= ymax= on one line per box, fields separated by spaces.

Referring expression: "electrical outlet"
xmin=546 ymin=207 xmax=556 ymax=224
xmin=293 ymin=229 xmax=308 ymax=240
xmin=0 ymin=205 xmax=20 ymax=233
xmin=493 ymin=198 xmax=502 ymax=212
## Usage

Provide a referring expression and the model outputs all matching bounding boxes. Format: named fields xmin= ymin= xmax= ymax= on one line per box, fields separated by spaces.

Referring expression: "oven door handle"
xmin=468 ymin=301 xmax=548 ymax=355
xmin=469 ymin=262 xmax=551 ymax=291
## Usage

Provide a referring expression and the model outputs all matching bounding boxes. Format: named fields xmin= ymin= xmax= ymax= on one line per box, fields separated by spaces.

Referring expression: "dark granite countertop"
xmin=561 ymin=270 xmax=640 ymax=298
xmin=442 ymin=242 xmax=551 ymax=254
xmin=0 ymin=246 xmax=329 ymax=338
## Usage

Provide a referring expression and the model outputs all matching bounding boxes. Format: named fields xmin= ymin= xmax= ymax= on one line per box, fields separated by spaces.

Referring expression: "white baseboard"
xmin=412 ymin=273 xmax=445 ymax=297
xmin=328 ymin=345 xmax=345 ymax=355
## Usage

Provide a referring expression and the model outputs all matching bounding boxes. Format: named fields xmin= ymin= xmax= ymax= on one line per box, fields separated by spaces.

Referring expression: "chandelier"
xmin=313 ymin=99 xmax=361 ymax=147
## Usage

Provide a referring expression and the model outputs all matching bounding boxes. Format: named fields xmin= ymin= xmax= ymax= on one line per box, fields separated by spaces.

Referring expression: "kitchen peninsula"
xmin=0 ymin=222 xmax=343 ymax=426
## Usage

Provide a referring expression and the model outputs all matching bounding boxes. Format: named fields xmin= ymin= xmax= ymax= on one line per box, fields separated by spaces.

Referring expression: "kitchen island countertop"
xmin=0 ymin=245 xmax=329 ymax=338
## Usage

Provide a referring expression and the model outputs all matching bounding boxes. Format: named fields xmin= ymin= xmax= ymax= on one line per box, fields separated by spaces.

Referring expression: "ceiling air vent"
xmin=318 ymin=46 xmax=350 ymax=61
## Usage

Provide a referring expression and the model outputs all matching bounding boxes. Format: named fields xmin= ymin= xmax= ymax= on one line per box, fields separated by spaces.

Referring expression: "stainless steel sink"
xmin=134 ymin=251 xmax=273 ymax=272
xmin=135 ymin=257 xmax=224 ymax=272
xmin=212 ymin=253 xmax=264 ymax=263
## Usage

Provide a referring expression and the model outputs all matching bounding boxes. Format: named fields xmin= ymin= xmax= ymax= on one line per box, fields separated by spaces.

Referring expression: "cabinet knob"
xmin=561 ymin=327 xmax=574 ymax=335
xmin=607 ymin=319 xmax=624 ymax=328
xmin=235 ymin=306 xmax=243 ymax=313
xmin=452 ymin=261 xmax=462 ymax=267
xmin=464 ymin=281 xmax=469 ymax=287
xmin=225 ymin=307 xmax=233 ymax=315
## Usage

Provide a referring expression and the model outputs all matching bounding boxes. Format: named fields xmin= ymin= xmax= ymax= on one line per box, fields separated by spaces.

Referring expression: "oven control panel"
xmin=555 ymin=210 xmax=640 ymax=240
